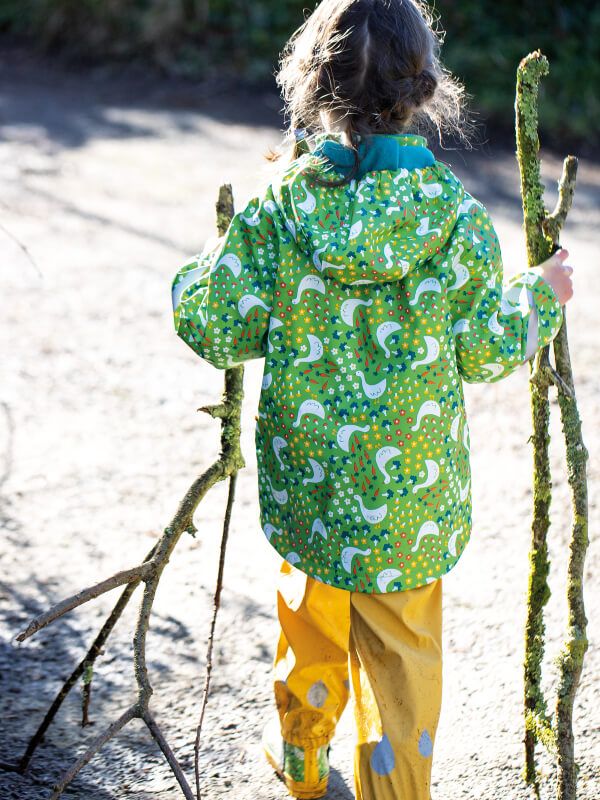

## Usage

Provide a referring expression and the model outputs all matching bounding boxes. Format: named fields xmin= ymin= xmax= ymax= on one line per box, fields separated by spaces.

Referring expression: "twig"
xmin=195 ymin=473 xmax=237 ymax=799
xmin=13 ymin=545 xmax=157 ymax=773
xmin=81 ymin=661 xmax=93 ymax=727
xmin=543 ymin=157 xmax=578 ymax=244
xmin=16 ymin=562 xmax=156 ymax=642
xmin=49 ymin=704 xmax=138 ymax=799
xmin=0 ymin=221 xmax=43 ymax=279
xmin=144 ymin=711 xmax=196 ymax=800
xmin=552 ymin=307 xmax=589 ymax=799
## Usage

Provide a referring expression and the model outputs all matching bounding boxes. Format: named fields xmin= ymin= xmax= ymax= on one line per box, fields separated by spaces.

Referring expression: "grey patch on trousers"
xmin=307 ymin=680 xmax=329 ymax=708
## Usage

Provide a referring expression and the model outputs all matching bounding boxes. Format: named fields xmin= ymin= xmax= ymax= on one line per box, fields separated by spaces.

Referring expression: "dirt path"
xmin=0 ymin=49 xmax=598 ymax=800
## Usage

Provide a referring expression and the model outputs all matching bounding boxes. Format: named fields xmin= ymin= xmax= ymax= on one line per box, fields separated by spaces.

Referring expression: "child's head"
xmin=276 ymin=0 xmax=473 ymax=148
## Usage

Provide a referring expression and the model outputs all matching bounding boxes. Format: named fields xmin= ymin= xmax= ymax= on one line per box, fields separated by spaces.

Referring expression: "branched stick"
xmin=515 ymin=51 xmax=589 ymax=800
xmin=11 ymin=185 xmax=245 ymax=799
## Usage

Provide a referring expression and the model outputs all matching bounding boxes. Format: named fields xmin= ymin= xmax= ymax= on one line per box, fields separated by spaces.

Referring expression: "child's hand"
xmin=530 ymin=247 xmax=574 ymax=305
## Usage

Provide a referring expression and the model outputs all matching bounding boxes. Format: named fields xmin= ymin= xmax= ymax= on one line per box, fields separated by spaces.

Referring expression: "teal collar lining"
xmin=311 ymin=133 xmax=435 ymax=178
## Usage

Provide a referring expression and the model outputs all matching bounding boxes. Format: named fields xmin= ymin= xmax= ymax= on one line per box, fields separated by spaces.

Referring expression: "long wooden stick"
xmin=10 ymin=185 xmax=245 ymax=799
xmin=515 ymin=50 xmax=589 ymax=800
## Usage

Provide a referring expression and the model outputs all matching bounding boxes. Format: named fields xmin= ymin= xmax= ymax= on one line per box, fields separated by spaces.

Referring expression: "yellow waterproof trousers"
xmin=273 ymin=560 xmax=443 ymax=800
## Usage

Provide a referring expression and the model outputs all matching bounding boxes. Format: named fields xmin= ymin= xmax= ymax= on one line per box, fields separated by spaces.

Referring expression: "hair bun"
xmin=412 ymin=69 xmax=437 ymax=105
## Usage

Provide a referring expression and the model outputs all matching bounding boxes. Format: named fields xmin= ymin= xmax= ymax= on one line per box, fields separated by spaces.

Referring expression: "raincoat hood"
xmin=273 ymin=132 xmax=466 ymax=285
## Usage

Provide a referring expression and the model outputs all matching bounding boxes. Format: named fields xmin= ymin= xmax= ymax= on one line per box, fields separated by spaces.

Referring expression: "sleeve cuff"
xmin=523 ymin=271 xmax=564 ymax=351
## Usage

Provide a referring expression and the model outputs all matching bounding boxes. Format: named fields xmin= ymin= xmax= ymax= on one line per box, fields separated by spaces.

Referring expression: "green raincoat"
xmin=171 ymin=132 xmax=563 ymax=593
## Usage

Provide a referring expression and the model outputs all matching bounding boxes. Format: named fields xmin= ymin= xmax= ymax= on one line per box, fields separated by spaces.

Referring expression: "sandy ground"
xmin=0 ymin=49 xmax=598 ymax=800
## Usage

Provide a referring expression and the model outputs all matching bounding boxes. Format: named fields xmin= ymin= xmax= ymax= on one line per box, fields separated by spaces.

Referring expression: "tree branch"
xmin=515 ymin=51 xmax=589 ymax=800
xmin=16 ymin=562 xmax=156 ymax=642
xmin=12 ymin=184 xmax=244 ymax=799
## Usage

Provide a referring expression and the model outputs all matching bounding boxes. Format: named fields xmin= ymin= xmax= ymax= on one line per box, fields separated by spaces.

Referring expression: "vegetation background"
xmin=1 ymin=0 xmax=598 ymax=150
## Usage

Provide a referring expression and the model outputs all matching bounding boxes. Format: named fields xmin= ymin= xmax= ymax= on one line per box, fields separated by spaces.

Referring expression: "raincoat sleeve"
xmin=446 ymin=196 xmax=564 ymax=384
xmin=171 ymin=188 xmax=280 ymax=369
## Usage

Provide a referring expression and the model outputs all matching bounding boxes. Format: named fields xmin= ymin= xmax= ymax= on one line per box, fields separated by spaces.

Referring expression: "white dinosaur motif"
xmin=411 ymin=399 xmax=441 ymax=431
xmin=262 ymin=372 xmax=272 ymax=390
xmin=308 ymin=518 xmax=328 ymax=544
xmin=375 ymin=446 xmax=402 ymax=484
xmin=392 ymin=168 xmax=409 ymax=184
xmin=297 ymin=180 xmax=316 ymax=214
xmin=286 ymin=219 xmax=297 ymax=240
xmin=171 ymin=265 xmax=206 ymax=310
xmin=447 ymin=245 xmax=469 ymax=292
xmin=266 ymin=476 xmax=288 ymax=506
xmin=293 ymin=399 xmax=326 ymax=428
xmin=337 ymin=424 xmax=370 ymax=452
xmin=376 ymin=568 xmax=403 ymax=592
xmin=457 ymin=197 xmax=478 ymax=215
xmin=240 ymin=207 xmax=261 ymax=226
xmin=272 ymin=436 xmax=288 ymax=470
xmin=452 ymin=318 xmax=470 ymax=336
xmin=238 ymin=294 xmax=272 ymax=318
xmin=293 ymin=334 xmax=324 ymax=367
xmin=413 ymin=459 xmax=439 ymax=492
xmin=450 ymin=412 xmax=461 ymax=441
xmin=416 ymin=217 xmax=442 ymax=237
xmin=349 ymin=220 xmax=363 ymax=240
xmin=356 ymin=370 xmax=387 ymax=399
xmin=216 ymin=252 xmax=242 ymax=278
xmin=303 ymin=458 xmax=325 ymax=485
xmin=383 ymin=243 xmax=410 ymax=276
xmin=501 ymin=284 xmax=529 ymax=316
xmin=354 ymin=495 xmax=388 ymax=525
xmin=313 ymin=244 xmax=328 ymax=271
xmin=419 ymin=181 xmax=443 ymax=198
xmin=267 ymin=317 xmax=284 ymax=353
xmin=341 ymin=546 xmax=371 ymax=573
xmin=480 ymin=362 xmax=504 ymax=379
xmin=411 ymin=520 xmax=440 ymax=553
xmin=409 ymin=277 xmax=442 ymax=306
xmin=263 ymin=200 xmax=279 ymax=217
xmin=488 ymin=311 xmax=504 ymax=336
xmin=292 ymin=275 xmax=326 ymax=305
xmin=376 ymin=321 xmax=402 ymax=357
xmin=263 ymin=524 xmax=283 ymax=541
xmin=448 ymin=526 xmax=463 ymax=557
xmin=411 ymin=336 xmax=440 ymax=370
xmin=340 ymin=297 xmax=373 ymax=326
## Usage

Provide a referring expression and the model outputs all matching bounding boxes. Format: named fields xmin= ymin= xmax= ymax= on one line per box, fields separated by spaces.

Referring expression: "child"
xmin=171 ymin=1 xmax=574 ymax=797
